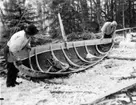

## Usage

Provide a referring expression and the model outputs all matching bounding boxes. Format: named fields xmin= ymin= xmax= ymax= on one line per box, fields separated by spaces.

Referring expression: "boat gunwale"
xmin=18 ymin=38 xmax=112 ymax=61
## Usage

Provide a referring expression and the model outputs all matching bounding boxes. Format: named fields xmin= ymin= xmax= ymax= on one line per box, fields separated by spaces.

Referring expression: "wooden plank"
xmin=81 ymin=80 xmax=136 ymax=105
xmin=116 ymin=27 xmax=136 ymax=32
xmin=107 ymin=55 xmax=136 ymax=60
xmin=58 ymin=13 xmax=67 ymax=42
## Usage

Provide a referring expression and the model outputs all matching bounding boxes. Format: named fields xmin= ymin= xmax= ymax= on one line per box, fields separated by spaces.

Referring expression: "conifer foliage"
xmin=2 ymin=0 xmax=36 ymax=38
xmin=49 ymin=0 xmax=99 ymax=40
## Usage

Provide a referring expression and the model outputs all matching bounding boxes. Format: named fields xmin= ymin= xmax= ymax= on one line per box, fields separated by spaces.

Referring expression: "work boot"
xmin=6 ymin=83 xmax=15 ymax=87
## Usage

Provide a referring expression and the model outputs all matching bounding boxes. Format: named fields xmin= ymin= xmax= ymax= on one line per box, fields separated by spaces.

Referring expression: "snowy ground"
xmin=1 ymin=47 xmax=136 ymax=105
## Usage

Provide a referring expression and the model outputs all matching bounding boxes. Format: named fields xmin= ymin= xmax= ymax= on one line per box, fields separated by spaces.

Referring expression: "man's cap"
xmin=25 ymin=24 xmax=39 ymax=36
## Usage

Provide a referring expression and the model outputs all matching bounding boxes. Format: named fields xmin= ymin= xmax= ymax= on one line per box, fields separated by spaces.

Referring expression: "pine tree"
xmin=2 ymin=0 xmax=36 ymax=38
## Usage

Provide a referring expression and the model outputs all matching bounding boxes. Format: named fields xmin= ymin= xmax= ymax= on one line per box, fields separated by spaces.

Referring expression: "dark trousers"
xmin=4 ymin=46 xmax=19 ymax=87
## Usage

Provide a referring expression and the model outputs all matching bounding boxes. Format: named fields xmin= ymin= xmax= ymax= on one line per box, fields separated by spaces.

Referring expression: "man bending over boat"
xmin=4 ymin=24 xmax=38 ymax=87
xmin=86 ymin=21 xmax=117 ymax=59
xmin=101 ymin=21 xmax=117 ymax=39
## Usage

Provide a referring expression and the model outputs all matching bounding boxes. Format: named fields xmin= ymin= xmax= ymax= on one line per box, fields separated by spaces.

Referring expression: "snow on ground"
xmin=1 ymin=47 xmax=136 ymax=105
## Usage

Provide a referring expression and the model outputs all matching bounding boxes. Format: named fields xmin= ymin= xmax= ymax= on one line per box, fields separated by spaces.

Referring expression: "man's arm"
xmin=21 ymin=38 xmax=31 ymax=51
xmin=25 ymin=42 xmax=31 ymax=51
xmin=101 ymin=22 xmax=111 ymax=34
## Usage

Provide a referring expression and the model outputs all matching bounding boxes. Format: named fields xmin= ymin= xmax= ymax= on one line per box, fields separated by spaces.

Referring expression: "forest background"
xmin=0 ymin=0 xmax=136 ymax=49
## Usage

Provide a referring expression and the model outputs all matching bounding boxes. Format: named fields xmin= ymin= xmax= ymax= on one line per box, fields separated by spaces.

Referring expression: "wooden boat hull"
xmin=13 ymin=38 xmax=113 ymax=78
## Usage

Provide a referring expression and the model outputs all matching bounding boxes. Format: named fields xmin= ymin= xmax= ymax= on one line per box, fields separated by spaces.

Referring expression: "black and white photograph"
xmin=1 ymin=0 xmax=136 ymax=105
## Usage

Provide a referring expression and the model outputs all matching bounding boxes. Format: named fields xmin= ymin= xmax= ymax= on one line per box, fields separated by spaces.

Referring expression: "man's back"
xmin=7 ymin=30 xmax=29 ymax=53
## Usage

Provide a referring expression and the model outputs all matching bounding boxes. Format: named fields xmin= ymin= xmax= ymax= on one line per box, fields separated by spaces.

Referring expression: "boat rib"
xmin=95 ymin=45 xmax=107 ymax=55
xmin=84 ymin=42 xmax=101 ymax=58
xmin=50 ymin=44 xmax=81 ymax=72
xmin=34 ymin=48 xmax=53 ymax=73
xmin=59 ymin=52 xmax=107 ymax=74
xmin=50 ymin=44 xmax=69 ymax=72
xmin=28 ymin=51 xmax=35 ymax=71
xmin=46 ymin=66 xmax=53 ymax=73
xmin=61 ymin=45 xmax=84 ymax=68
xmin=73 ymin=42 xmax=92 ymax=63
xmin=34 ymin=48 xmax=44 ymax=72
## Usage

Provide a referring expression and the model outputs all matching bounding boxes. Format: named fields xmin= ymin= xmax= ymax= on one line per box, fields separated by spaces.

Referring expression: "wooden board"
xmin=81 ymin=80 xmax=136 ymax=105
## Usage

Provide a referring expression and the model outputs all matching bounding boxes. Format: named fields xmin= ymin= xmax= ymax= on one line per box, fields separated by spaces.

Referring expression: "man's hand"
xmin=26 ymin=46 xmax=31 ymax=51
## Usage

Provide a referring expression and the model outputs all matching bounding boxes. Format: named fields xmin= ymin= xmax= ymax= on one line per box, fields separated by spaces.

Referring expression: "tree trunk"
xmin=96 ymin=0 xmax=101 ymax=25
xmin=111 ymin=0 xmax=114 ymax=20
xmin=122 ymin=1 xmax=125 ymax=28
xmin=132 ymin=0 xmax=136 ymax=26
xmin=128 ymin=0 xmax=132 ymax=27
xmin=114 ymin=0 xmax=117 ymax=20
